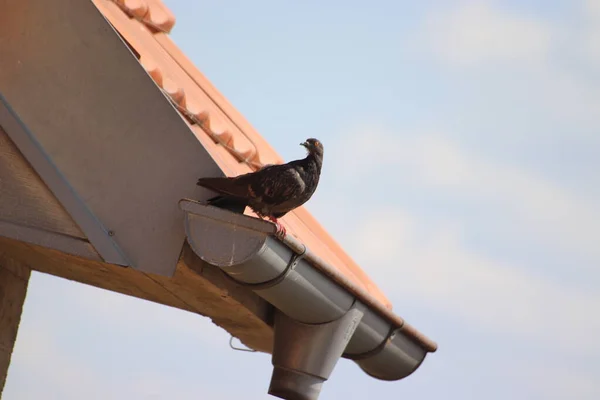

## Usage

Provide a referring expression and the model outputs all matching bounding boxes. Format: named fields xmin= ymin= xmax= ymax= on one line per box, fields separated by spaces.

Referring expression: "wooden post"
xmin=0 ymin=256 xmax=30 ymax=396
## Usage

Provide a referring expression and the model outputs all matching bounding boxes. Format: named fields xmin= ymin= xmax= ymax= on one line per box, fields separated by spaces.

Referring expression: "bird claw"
xmin=274 ymin=222 xmax=287 ymax=238
xmin=266 ymin=217 xmax=286 ymax=238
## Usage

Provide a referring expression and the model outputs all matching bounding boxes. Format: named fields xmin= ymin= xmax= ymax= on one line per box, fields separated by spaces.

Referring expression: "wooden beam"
xmin=0 ymin=236 xmax=274 ymax=353
xmin=0 ymin=255 xmax=30 ymax=396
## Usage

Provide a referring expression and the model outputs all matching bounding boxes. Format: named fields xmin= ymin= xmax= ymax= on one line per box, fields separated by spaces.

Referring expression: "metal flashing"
xmin=0 ymin=219 xmax=102 ymax=262
xmin=0 ymin=0 xmax=223 ymax=275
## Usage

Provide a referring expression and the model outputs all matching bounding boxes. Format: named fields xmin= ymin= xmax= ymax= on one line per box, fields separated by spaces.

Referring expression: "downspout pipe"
xmin=179 ymin=200 xmax=437 ymax=399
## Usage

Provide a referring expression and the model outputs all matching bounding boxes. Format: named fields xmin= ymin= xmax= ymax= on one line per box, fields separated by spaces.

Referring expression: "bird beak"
xmin=300 ymin=141 xmax=308 ymax=148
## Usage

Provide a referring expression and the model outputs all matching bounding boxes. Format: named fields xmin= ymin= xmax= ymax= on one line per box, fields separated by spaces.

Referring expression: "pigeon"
xmin=196 ymin=138 xmax=324 ymax=236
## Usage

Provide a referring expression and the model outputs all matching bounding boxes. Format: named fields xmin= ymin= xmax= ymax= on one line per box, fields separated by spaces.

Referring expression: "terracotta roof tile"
xmin=113 ymin=0 xmax=176 ymax=33
xmin=93 ymin=0 xmax=393 ymax=309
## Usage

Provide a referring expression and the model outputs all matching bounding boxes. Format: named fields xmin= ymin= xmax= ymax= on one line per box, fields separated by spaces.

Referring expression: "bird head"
xmin=300 ymin=138 xmax=324 ymax=158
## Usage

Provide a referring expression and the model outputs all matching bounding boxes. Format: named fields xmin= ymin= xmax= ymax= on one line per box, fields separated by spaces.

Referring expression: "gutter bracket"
xmin=343 ymin=326 xmax=402 ymax=360
xmin=221 ymin=245 xmax=307 ymax=291
xmin=269 ymin=305 xmax=364 ymax=400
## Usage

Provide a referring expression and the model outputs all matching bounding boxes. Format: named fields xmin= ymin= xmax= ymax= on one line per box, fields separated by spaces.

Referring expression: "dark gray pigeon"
xmin=196 ymin=138 xmax=324 ymax=236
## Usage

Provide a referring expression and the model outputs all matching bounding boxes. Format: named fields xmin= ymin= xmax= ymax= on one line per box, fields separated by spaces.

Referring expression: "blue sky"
xmin=4 ymin=0 xmax=600 ymax=399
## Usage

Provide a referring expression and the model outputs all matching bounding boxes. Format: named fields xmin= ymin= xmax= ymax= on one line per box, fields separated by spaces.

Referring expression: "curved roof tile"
xmin=113 ymin=0 xmax=176 ymax=33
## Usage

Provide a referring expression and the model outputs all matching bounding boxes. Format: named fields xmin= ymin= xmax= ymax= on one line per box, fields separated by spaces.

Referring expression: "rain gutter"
xmin=179 ymin=199 xmax=437 ymax=400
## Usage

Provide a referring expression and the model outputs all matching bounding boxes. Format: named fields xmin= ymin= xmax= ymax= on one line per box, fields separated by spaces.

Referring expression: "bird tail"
xmin=197 ymin=176 xmax=250 ymax=214
xmin=196 ymin=177 xmax=250 ymax=199
xmin=206 ymin=195 xmax=248 ymax=214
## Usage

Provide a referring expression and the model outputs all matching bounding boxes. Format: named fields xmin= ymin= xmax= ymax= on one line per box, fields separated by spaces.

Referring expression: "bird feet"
xmin=268 ymin=217 xmax=287 ymax=238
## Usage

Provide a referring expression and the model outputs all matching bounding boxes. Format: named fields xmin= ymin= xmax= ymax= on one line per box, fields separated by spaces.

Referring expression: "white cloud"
xmin=587 ymin=0 xmax=600 ymax=14
xmin=533 ymin=66 xmax=600 ymax=128
xmin=512 ymin=363 xmax=600 ymax=400
xmin=419 ymin=1 xmax=552 ymax=66
xmin=581 ymin=0 xmax=600 ymax=65
xmin=349 ymin=208 xmax=600 ymax=357
xmin=410 ymin=1 xmax=600 ymax=129
xmin=5 ymin=329 xmax=112 ymax=400
xmin=332 ymin=130 xmax=600 ymax=263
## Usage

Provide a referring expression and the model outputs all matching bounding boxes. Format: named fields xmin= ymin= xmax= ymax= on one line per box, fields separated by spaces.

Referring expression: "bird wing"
xmin=242 ymin=164 xmax=306 ymax=204
xmin=198 ymin=162 xmax=307 ymax=211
